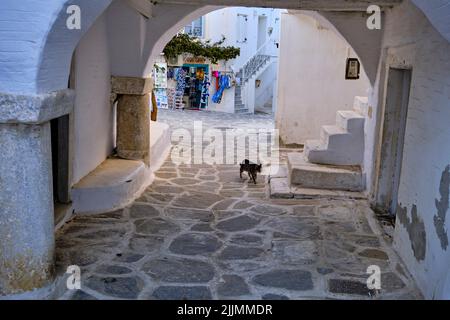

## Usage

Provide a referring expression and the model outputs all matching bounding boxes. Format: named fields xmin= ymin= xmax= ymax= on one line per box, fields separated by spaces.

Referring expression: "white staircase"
xmin=234 ymin=41 xmax=276 ymax=113
xmin=285 ymin=96 xmax=368 ymax=192
xmin=234 ymin=81 xmax=248 ymax=114
xmin=304 ymin=97 xmax=367 ymax=166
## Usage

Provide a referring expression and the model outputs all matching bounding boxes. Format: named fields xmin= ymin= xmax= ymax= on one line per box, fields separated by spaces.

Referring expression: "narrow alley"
xmin=55 ymin=110 xmax=421 ymax=300
xmin=1 ymin=0 xmax=449 ymax=304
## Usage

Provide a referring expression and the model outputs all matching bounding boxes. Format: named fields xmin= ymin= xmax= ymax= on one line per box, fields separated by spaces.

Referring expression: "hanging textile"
xmin=175 ymin=68 xmax=187 ymax=95
xmin=200 ymin=75 xmax=210 ymax=109
xmin=173 ymin=68 xmax=187 ymax=109
xmin=212 ymin=71 xmax=220 ymax=91
xmin=167 ymin=67 xmax=175 ymax=79
xmin=166 ymin=88 xmax=176 ymax=109
xmin=226 ymin=74 xmax=232 ymax=89
xmin=212 ymin=73 xmax=230 ymax=104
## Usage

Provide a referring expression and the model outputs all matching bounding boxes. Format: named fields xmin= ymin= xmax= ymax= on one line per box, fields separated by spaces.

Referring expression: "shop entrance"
xmin=181 ymin=64 xmax=209 ymax=110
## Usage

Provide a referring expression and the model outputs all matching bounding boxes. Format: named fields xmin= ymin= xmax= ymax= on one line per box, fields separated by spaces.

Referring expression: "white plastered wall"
xmin=72 ymin=13 xmax=114 ymax=185
xmin=275 ymin=12 xmax=370 ymax=145
xmin=369 ymin=0 xmax=450 ymax=299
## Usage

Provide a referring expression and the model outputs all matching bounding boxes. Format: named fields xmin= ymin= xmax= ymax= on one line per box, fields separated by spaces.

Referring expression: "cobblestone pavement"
xmin=56 ymin=110 xmax=421 ymax=300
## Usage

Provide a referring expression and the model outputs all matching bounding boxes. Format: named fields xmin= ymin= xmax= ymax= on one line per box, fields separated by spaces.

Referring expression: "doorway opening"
xmin=374 ymin=67 xmax=412 ymax=217
xmin=181 ymin=64 xmax=210 ymax=110
xmin=51 ymin=114 xmax=71 ymax=224
xmin=257 ymin=15 xmax=268 ymax=49
xmin=52 ymin=55 xmax=75 ymax=225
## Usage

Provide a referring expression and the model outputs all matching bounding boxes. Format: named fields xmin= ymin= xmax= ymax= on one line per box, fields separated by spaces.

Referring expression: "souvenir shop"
xmin=153 ymin=56 xmax=234 ymax=111
xmin=170 ymin=63 xmax=210 ymax=110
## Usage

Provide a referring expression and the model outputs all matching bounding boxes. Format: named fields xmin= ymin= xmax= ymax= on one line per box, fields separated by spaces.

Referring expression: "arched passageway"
xmin=1 ymin=0 xmax=450 ymax=299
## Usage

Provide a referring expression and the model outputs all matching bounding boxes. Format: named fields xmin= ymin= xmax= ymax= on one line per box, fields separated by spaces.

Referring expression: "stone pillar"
xmin=111 ymin=76 xmax=152 ymax=165
xmin=0 ymin=90 xmax=74 ymax=295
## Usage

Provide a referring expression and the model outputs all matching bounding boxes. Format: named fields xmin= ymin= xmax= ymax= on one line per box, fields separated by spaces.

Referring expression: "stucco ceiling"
xmin=150 ymin=0 xmax=402 ymax=11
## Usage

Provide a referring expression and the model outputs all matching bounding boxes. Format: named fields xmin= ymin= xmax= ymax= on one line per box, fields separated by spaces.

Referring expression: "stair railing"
xmin=240 ymin=39 xmax=277 ymax=83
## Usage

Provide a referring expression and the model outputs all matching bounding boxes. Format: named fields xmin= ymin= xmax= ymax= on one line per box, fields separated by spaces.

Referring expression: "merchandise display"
xmin=162 ymin=61 xmax=235 ymax=110
xmin=212 ymin=72 xmax=233 ymax=104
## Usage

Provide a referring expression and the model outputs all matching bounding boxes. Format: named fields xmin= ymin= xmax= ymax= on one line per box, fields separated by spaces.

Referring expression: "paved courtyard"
xmin=56 ymin=110 xmax=421 ymax=300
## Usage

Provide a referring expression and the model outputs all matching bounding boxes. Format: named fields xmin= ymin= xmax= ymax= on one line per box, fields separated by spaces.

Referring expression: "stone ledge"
xmin=111 ymin=76 xmax=153 ymax=95
xmin=270 ymin=177 xmax=367 ymax=200
xmin=71 ymin=159 xmax=153 ymax=215
xmin=150 ymin=120 xmax=171 ymax=172
xmin=288 ymin=152 xmax=365 ymax=192
xmin=70 ymin=121 xmax=171 ymax=215
xmin=0 ymin=89 xmax=74 ymax=124
xmin=268 ymin=165 xmax=366 ymax=200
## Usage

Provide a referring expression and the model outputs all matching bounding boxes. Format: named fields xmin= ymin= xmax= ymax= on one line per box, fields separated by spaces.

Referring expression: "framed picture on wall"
xmin=345 ymin=58 xmax=360 ymax=80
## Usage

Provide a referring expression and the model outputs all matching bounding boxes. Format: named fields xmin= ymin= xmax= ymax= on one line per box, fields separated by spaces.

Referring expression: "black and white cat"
xmin=240 ymin=159 xmax=262 ymax=184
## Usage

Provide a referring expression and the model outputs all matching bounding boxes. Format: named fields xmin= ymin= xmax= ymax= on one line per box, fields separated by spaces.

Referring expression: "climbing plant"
xmin=163 ymin=33 xmax=240 ymax=64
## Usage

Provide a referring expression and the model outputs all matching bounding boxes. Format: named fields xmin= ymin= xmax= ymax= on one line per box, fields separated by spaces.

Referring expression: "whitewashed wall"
xmin=72 ymin=13 xmax=114 ymax=185
xmin=275 ymin=12 xmax=370 ymax=145
xmin=373 ymin=0 xmax=450 ymax=299
xmin=255 ymin=62 xmax=278 ymax=111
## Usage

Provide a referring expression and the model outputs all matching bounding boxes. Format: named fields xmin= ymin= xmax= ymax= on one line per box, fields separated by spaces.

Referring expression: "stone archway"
xmin=143 ymin=5 xmax=223 ymax=75
xmin=32 ymin=0 xmax=391 ymax=95
xmin=0 ymin=0 xmax=383 ymax=297
xmin=2 ymin=0 xmax=449 ymax=298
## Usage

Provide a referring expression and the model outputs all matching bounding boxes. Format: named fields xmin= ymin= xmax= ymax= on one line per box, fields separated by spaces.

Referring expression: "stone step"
xmin=320 ymin=125 xmax=349 ymax=147
xmin=304 ymin=139 xmax=326 ymax=157
xmin=306 ymin=146 xmax=364 ymax=166
xmin=304 ymin=105 xmax=366 ymax=166
xmin=336 ymin=110 xmax=365 ymax=133
xmin=72 ymin=159 xmax=152 ymax=214
xmin=235 ymin=108 xmax=250 ymax=114
xmin=287 ymin=152 xmax=365 ymax=192
xmin=270 ymin=177 xmax=366 ymax=200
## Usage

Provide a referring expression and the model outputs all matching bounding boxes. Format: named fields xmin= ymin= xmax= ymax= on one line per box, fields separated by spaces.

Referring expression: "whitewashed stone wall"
xmin=72 ymin=13 xmax=115 ymax=185
xmin=276 ymin=12 xmax=370 ymax=145
xmin=413 ymin=0 xmax=450 ymax=43
xmin=0 ymin=0 xmax=113 ymax=94
xmin=375 ymin=0 xmax=450 ymax=299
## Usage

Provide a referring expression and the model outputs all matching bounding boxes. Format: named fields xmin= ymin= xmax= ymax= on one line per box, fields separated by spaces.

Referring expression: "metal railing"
xmin=239 ymin=39 xmax=277 ymax=83
xmin=234 ymin=39 xmax=278 ymax=113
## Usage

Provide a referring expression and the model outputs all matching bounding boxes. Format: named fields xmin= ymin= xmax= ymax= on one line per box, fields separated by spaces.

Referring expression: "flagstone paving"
xmin=56 ymin=110 xmax=421 ymax=300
